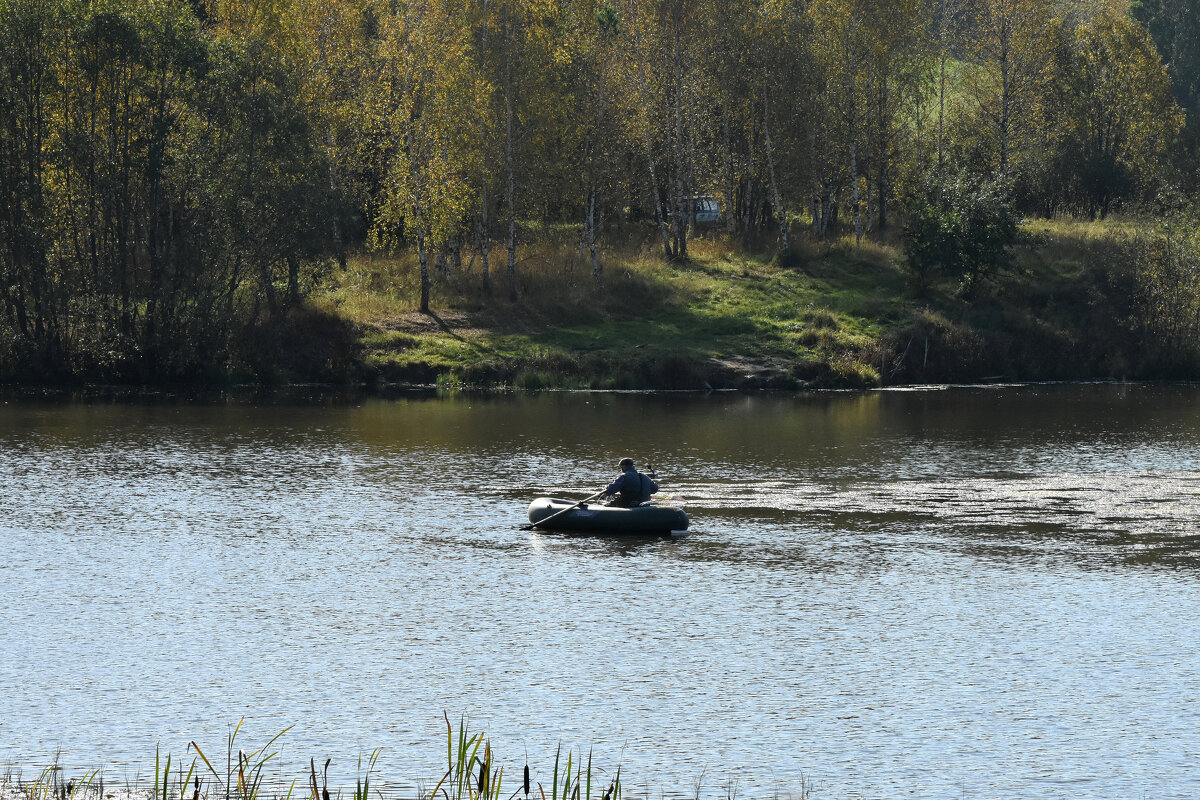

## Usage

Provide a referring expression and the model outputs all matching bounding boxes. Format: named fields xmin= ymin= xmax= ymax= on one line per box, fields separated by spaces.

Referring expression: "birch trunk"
xmin=328 ymin=129 xmax=346 ymax=270
xmin=479 ymin=0 xmax=491 ymax=295
xmin=864 ymin=91 xmax=874 ymax=233
xmin=722 ymin=101 xmax=736 ymax=235
xmin=937 ymin=51 xmax=947 ymax=170
xmin=629 ymin=18 xmax=672 ymax=258
xmin=671 ymin=17 xmax=688 ymax=260
xmin=999 ymin=22 xmax=1011 ymax=175
xmin=877 ymin=62 xmax=890 ymax=230
xmin=480 ymin=188 xmax=491 ymax=295
xmin=809 ymin=127 xmax=823 ymax=236
xmin=505 ymin=20 xmax=517 ymax=302
xmin=865 ymin=162 xmax=873 ymax=233
xmin=849 ymin=102 xmax=863 ymax=246
xmin=878 ymin=159 xmax=888 ymax=231
xmin=648 ymin=139 xmax=676 ymax=257
xmin=588 ymin=75 xmax=604 ymax=276
xmin=761 ymin=81 xmax=789 ymax=256
xmin=417 ymin=227 xmax=430 ymax=313
xmin=845 ymin=27 xmax=863 ymax=246
xmin=685 ymin=81 xmax=698 ymax=237
xmin=588 ymin=187 xmax=599 ymax=279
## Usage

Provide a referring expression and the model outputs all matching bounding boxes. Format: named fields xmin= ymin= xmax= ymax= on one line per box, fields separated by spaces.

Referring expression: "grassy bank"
xmin=305 ymin=217 xmax=1175 ymax=391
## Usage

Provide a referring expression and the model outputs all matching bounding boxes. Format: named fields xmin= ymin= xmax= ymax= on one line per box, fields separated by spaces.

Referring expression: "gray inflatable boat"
xmin=526 ymin=497 xmax=689 ymax=535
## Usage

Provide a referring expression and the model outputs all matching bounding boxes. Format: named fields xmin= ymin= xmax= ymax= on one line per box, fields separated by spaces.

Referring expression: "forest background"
xmin=2 ymin=0 xmax=1199 ymax=389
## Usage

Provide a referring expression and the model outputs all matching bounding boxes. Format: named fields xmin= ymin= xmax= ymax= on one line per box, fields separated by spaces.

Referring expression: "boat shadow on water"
xmin=535 ymin=528 xmax=688 ymax=540
xmin=528 ymin=527 xmax=688 ymax=556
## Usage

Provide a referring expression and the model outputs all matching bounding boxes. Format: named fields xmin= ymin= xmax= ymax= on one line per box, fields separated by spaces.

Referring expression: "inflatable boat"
xmin=526 ymin=497 xmax=689 ymax=536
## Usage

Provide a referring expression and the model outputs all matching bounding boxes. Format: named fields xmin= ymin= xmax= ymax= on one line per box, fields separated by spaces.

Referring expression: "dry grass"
xmin=300 ymin=214 xmax=1176 ymax=388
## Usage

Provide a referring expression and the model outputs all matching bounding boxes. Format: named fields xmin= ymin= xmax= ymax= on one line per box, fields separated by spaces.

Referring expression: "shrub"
xmin=903 ymin=173 xmax=1022 ymax=295
xmin=883 ymin=309 xmax=987 ymax=382
xmin=1127 ymin=214 xmax=1200 ymax=373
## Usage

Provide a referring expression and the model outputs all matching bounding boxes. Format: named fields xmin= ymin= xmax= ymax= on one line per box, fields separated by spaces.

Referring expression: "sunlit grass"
xmin=1029 ymin=214 xmax=1143 ymax=241
xmin=304 ymin=215 xmax=1154 ymax=388
xmin=305 ymin=222 xmax=916 ymax=388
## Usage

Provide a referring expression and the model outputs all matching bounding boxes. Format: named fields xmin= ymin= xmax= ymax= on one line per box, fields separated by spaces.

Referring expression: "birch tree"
xmin=964 ymin=0 xmax=1057 ymax=178
xmin=1053 ymin=11 xmax=1183 ymax=216
xmin=811 ymin=0 xmax=871 ymax=244
xmin=372 ymin=0 xmax=485 ymax=312
xmin=612 ymin=0 xmax=673 ymax=258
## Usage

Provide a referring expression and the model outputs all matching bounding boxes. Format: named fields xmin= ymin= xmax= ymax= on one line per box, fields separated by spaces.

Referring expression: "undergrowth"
xmin=136 ymin=215 xmax=1198 ymax=389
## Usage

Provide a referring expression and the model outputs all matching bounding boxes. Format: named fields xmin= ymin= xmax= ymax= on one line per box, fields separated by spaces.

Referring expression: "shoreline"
xmin=7 ymin=220 xmax=1198 ymax=392
xmin=0 ymin=376 xmax=1193 ymax=403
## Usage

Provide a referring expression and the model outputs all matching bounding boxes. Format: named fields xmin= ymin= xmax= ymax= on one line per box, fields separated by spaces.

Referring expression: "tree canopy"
xmin=0 ymin=0 xmax=1192 ymax=380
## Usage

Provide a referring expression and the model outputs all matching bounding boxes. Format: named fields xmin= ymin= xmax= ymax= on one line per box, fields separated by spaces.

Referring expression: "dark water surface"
xmin=2 ymin=385 xmax=1199 ymax=799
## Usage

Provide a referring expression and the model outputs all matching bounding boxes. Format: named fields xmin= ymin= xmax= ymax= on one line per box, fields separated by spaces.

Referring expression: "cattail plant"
xmin=189 ymin=719 xmax=292 ymax=800
xmin=11 ymin=718 xmax=628 ymax=800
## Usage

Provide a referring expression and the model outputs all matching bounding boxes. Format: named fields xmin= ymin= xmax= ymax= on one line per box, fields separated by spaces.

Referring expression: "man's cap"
xmin=618 ymin=457 xmax=635 ymax=470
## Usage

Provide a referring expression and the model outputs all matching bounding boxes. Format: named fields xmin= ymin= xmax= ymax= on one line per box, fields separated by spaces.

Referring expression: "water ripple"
xmin=2 ymin=386 xmax=1200 ymax=800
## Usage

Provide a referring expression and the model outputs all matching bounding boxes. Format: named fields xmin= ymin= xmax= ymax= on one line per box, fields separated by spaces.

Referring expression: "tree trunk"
xmin=588 ymin=186 xmax=600 ymax=279
xmin=999 ymin=25 xmax=1011 ymax=175
xmin=809 ymin=127 xmax=823 ymax=237
xmin=670 ymin=14 xmax=688 ymax=260
xmin=849 ymin=86 xmax=863 ymax=246
xmin=865 ymin=159 xmax=873 ymax=233
xmin=937 ymin=51 xmax=947 ymax=170
xmin=480 ymin=189 xmax=491 ymax=295
xmin=505 ymin=20 xmax=518 ymax=302
xmin=761 ymin=80 xmax=789 ymax=257
xmin=478 ymin=0 xmax=492 ymax=295
xmin=864 ymin=97 xmax=874 ymax=234
xmin=646 ymin=140 xmax=673 ymax=258
xmin=287 ymin=255 xmax=300 ymax=305
xmin=417 ymin=228 xmax=430 ymax=313
xmin=879 ymin=159 xmax=889 ymax=231
xmin=328 ymin=129 xmax=346 ymax=270
xmin=875 ymin=79 xmax=886 ymax=231
xmin=844 ymin=23 xmax=863 ymax=245
xmin=685 ymin=81 xmax=698 ymax=238
xmin=722 ymin=101 xmax=737 ymax=235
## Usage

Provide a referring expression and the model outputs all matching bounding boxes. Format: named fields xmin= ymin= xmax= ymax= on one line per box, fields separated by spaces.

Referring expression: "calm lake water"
xmin=2 ymin=385 xmax=1199 ymax=800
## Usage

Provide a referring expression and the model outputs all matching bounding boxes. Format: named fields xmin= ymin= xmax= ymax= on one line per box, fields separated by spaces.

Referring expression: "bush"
xmin=1127 ymin=214 xmax=1200 ymax=373
xmin=903 ymin=173 xmax=1022 ymax=295
xmin=233 ymin=305 xmax=363 ymax=384
xmin=882 ymin=309 xmax=987 ymax=382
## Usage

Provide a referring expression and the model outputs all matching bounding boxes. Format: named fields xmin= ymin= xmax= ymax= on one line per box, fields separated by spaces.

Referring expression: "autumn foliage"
xmin=0 ymin=0 xmax=1193 ymax=381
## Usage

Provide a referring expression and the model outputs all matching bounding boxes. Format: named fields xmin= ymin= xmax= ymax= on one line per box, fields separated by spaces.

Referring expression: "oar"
xmin=521 ymin=490 xmax=606 ymax=531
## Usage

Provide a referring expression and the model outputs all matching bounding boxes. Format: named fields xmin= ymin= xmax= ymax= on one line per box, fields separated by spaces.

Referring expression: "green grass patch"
xmin=308 ymin=216 xmax=1163 ymax=389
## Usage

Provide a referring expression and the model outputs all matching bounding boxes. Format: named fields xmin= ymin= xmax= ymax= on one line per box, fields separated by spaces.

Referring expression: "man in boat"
xmin=603 ymin=457 xmax=659 ymax=508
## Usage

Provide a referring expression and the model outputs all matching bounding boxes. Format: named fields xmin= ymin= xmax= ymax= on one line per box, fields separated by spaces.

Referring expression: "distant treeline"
xmin=0 ymin=0 xmax=1197 ymax=382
